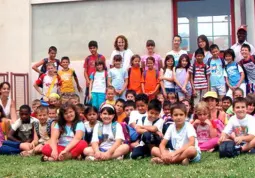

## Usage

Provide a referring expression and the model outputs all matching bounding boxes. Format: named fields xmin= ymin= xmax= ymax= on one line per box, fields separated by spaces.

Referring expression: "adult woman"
xmin=110 ymin=35 xmax=133 ymax=70
xmin=166 ymin=35 xmax=187 ymax=66
xmin=192 ymin=35 xmax=212 ymax=64
xmin=0 ymin=82 xmax=17 ymax=123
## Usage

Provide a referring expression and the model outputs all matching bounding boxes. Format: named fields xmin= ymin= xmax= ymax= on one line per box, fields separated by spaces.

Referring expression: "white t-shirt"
xmin=84 ymin=121 xmax=98 ymax=133
xmin=128 ymin=110 xmax=147 ymax=125
xmin=136 ymin=116 xmax=164 ymax=133
xmin=164 ymin=122 xmax=200 ymax=152
xmin=231 ymin=41 xmax=255 ymax=63
xmin=166 ymin=50 xmax=187 ymax=66
xmin=223 ymin=114 xmax=255 ymax=136
xmin=110 ymin=49 xmax=134 ymax=70
xmin=161 ymin=68 xmax=175 ymax=88
xmin=91 ymin=122 xmax=125 ymax=151
xmin=90 ymin=71 xmax=106 ymax=93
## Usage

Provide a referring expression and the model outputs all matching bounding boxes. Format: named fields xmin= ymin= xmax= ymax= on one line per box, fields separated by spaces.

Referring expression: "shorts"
xmin=165 ymin=88 xmax=175 ymax=93
xmin=175 ymin=85 xmax=192 ymax=99
xmin=99 ymin=147 xmax=107 ymax=152
xmin=211 ymin=85 xmax=226 ymax=96
xmin=190 ymin=150 xmax=201 ymax=163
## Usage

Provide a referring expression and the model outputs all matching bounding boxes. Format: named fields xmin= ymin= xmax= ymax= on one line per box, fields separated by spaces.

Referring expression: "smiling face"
xmin=117 ymin=38 xmax=125 ymax=51
xmin=173 ymin=36 xmax=181 ymax=49
xmin=211 ymin=48 xmax=220 ymax=58
xmin=163 ymin=105 xmax=171 ymax=116
xmin=132 ymin=57 xmax=140 ymax=68
xmin=114 ymin=59 xmax=122 ymax=68
xmin=172 ymin=108 xmax=186 ymax=127
xmin=147 ymin=109 xmax=160 ymax=122
xmin=147 ymin=45 xmax=155 ymax=54
xmin=224 ymin=54 xmax=233 ymax=64
xmin=237 ymin=29 xmax=247 ymax=44
xmin=234 ymin=102 xmax=247 ymax=119
xmin=96 ymin=64 xmax=104 ymax=71
xmin=136 ymin=100 xmax=148 ymax=114
xmin=146 ymin=59 xmax=154 ymax=70
xmin=47 ymin=65 xmax=56 ymax=75
xmin=166 ymin=58 xmax=174 ymax=68
xmin=37 ymin=110 xmax=48 ymax=125
xmin=61 ymin=59 xmax=69 ymax=69
xmin=106 ymin=89 xmax=115 ymax=101
xmin=195 ymin=54 xmax=204 ymax=63
xmin=64 ymin=108 xmax=76 ymax=123
xmin=126 ymin=93 xmax=135 ymax=102
xmin=181 ymin=58 xmax=188 ymax=68
xmin=48 ymin=50 xmax=56 ymax=60
xmin=241 ymin=47 xmax=250 ymax=59
xmin=48 ymin=108 xmax=57 ymax=119
xmin=222 ymin=100 xmax=231 ymax=111
xmin=89 ymin=46 xmax=97 ymax=55
xmin=100 ymin=109 xmax=115 ymax=125
xmin=198 ymin=38 xmax=206 ymax=49
xmin=0 ymin=83 xmax=10 ymax=97
xmin=247 ymin=104 xmax=255 ymax=115
xmin=204 ymin=97 xmax=217 ymax=110
xmin=19 ymin=109 xmax=31 ymax=123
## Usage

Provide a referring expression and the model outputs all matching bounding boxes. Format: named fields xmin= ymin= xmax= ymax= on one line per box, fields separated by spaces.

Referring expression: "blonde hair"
xmin=194 ymin=101 xmax=211 ymax=120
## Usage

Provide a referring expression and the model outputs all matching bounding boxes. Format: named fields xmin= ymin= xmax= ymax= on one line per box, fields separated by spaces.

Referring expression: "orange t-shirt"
xmin=142 ymin=69 xmax=159 ymax=93
xmin=117 ymin=112 xmax=127 ymax=123
xmin=128 ymin=67 xmax=142 ymax=94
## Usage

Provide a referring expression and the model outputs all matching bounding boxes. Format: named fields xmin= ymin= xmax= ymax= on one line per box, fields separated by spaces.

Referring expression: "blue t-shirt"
xmin=54 ymin=121 xmax=85 ymax=147
xmin=108 ymin=67 xmax=128 ymax=90
xmin=225 ymin=62 xmax=243 ymax=87
xmin=209 ymin=58 xmax=225 ymax=86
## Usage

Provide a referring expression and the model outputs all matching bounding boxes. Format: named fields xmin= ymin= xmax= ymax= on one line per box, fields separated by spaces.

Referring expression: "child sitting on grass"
xmin=41 ymin=104 xmax=87 ymax=161
xmin=123 ymin=100 xmax=136 ymax=124
xmin=83 ymin=104 xmax=129 ymax=161
xmin=219 ymin=97 xmax=255 ymax=153
xmin=115 ymin=99 xmax=126 ymax=123
xmin=193 ymin=102 xmax=219 ymax=152
xmin=125 ymin=90 xmax=136 ymax=102
xmin=130 ymin=99 xmax=164 ymax=159
xmin=222 ymin=96 xmax=232 ymax=113
xmin=7 ymin=105 xmax=39 ymax=154
xmin=84 ymin=106 xmax=98 ymax=145
xmin=21 ymin=106 xmax=50 ymax=156
xmin=151 ymin=102 xmax=201 ymax=165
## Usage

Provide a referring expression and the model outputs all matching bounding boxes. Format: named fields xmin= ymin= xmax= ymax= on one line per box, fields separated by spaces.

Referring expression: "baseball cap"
xmin=203 ymin=91 xmax=218 ymax=100
xmin=237 ymin=25 xmax=247 ymax=32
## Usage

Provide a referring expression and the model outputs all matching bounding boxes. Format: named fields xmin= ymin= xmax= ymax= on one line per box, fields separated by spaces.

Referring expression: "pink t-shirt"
xmin=141 ymin=53 xmax=161 ymax=70
xmin=195 ymin=124 xmax=210 ymax=144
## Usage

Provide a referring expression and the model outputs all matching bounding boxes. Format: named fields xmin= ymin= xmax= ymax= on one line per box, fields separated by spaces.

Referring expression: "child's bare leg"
xmin=130 ymin=141 xmax=139 ymax=149
xmin=20 ymin=142 xmax=32 ymax=151
xmin=242 ymin=138 xmax=255 ymax=152
xmin=171 ymin=146 xmax=197 ymax=164
xmin=111 ymin=144 xmax=129 ymax=159
xmin=34 ymin=144 xmax=44 ymax=154
xmin=83 ymin=147 xmax=95 ymax=156
xmin=151 ymin=147 xmax=161 ymax=157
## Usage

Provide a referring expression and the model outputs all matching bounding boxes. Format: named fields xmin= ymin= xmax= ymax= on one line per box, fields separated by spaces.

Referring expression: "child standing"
xmin=58 ymin=56 xmax=82 ymax=94
xmin=127 ymin=55 xmax=143 ymax=94
xmin=151 ymin=102 xmax=201 ymax=165
xmin=108 ymin=55 xmax=128 ymax=100
xmin=89 ymin=59 xmax=108 ymax=110
xmin=173 ymin=54 xmax=192 ymax=101
xmin=141 ymin=40 xmax=162 ymax=71
xmin=84 ymin=41 xmax=106 ymax=104
xmin=141 ymin=57 xmax=160 ymax=101
xmin=193 ymin=102 xmax=219 ymax=152
xmin=42 ymin=104 xmax=87 ymax=161
xmin=189 ymin=48 xmax=210 ymax=105
xmin=219 ymin=97 xmax=255 ymax=153
xmin=224 ymin=49 xmax=246 ymax=97
xmin=208 ymin=44 xmax=226 ymax=99
xmin=239 ymin=44 xmax=255 ymax=94
xmin=34 ymin=63 xmax=62 ymax=101
xmin=84 ymin=106 xmax=99 ymax=145
xmin=131 ymin=99 xmax=164 ymax=159
xmin=83 ymin=104 xmax=129 ymax=161
xmin=160 ymin=55 xmax=175 ymax=99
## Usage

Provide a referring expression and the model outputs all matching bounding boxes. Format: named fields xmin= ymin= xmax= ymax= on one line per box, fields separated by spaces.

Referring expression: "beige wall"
xmin=0 ymin=0 xmax=31 ymax=73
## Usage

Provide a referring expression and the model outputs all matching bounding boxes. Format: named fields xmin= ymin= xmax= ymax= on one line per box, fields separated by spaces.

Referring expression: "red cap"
xmin=237 ymin=25 xmax=247 ymax=32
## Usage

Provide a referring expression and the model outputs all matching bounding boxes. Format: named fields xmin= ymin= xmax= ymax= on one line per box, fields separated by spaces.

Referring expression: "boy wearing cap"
xmin=83 ymin=41 xmax=106 ymax=104
xmin=141 ymin=40 xmax=162 ymax=71
xmin=219 ymin=97 xmax=255 ymax=153
xmin=231 ymin=25 xmax=255 ymax=63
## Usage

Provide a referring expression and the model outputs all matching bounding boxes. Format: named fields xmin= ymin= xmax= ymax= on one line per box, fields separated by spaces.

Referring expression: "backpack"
xmin=207 ymin=57 xmax=225 ymax=69
xmin=98 ymin=121 xmax=117 ymax=142
xmin=46 ymin=119 xmax=56 ymax=137
xmin=143 ymin=69 xmax=159 ymax=80
xmin=192 ymin=63 xmax=208 ymax=80
xmin=219 ymin=141 xmax=240 ymax=158
xmin=40 ymin=58 xmax=60 ymax=74
xmin=127 ymin=67 xmax=143 ymax=88
xmin=120 ymin=122 xmax=139 ymax=144
xmin=239 ymin=55 xmax=255 ymax=83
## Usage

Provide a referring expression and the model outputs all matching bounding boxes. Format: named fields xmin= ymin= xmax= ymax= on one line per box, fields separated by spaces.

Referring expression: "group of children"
xmin=1 ymin=36 xmax=255 ymax=165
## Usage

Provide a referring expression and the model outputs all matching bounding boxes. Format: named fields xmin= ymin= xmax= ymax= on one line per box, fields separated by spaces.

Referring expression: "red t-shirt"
xmin=83 ymin=54 xmax=106 ymax=78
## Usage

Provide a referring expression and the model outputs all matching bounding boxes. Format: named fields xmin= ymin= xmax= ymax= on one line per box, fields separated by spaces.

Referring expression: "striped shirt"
xmin=189 ymin=62 xmax=210 ymax=90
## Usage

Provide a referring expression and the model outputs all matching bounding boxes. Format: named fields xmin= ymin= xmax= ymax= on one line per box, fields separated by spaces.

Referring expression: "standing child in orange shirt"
xmin=127 ymin=55 xmax=143 ymax=94
xmin=141 ymin=57 xmax=160 ymax=100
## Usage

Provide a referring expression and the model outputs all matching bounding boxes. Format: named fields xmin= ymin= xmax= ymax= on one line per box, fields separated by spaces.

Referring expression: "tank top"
xmin=162 ymin=68 xmax=175 ymax=88
xmin=0 ymin=97 xmax=11 ymax=118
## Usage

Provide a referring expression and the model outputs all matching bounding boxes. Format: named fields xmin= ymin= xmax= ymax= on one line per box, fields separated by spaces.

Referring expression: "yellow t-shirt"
xmin=58 ymin=69 xmax=76 ymax=93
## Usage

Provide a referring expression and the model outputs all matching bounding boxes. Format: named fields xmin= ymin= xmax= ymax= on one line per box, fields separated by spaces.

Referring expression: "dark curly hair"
xmin=114 ymin=35 xmax=128 ymax=50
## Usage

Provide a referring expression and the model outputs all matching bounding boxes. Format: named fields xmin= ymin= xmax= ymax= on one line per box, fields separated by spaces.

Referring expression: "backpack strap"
xmin=141 ymin=116 xmax=146 ymax=125
xmin=207 ymin=57 xmax=212 ymax=66
xmin=192 ymin=64 xmax=196 ymax=80
xmin=111 ymin=121 xmax=117 ymax=138
xmin=152 ymin=118 xmax=160 ymax=125
xmin=220 ymin=58 xmax=225 ymax=68
xmin=45 ymin=75 xmax=57 ymax=98
xmin=33 ymin=121 xmax=40 ymax=139
xmin=98 ymin=121 xmax=104 ymax=141
xmin=127 ymin=68 xmax=131 ymax=88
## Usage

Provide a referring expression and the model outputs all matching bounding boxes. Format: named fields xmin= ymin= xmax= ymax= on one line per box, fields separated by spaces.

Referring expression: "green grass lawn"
xmin=1 ymin=152 xmax=255 ymax=178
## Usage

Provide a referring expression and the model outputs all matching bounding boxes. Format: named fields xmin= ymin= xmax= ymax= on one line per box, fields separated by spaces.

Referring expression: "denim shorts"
xmin=190 ymin=150 xmax=201 ymax=163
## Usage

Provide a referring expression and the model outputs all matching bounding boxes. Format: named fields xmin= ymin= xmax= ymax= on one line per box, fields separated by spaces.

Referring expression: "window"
xmin=174 ymin=0 xmax=235 ymax=52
